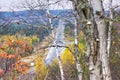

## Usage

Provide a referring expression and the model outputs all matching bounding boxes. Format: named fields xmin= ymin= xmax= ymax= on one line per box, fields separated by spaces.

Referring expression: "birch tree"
xmin=70 ymin=0 xmax=102 ymax=80
xmin=46 ymin=1 xmax=65 ymax=80
xmin=107 ymin=0 xmax=113 ymax=58
xmin=73 ymin=11 xmax=83 ymax=80
xmin=90 ymin=0 xmax=112 ymax=80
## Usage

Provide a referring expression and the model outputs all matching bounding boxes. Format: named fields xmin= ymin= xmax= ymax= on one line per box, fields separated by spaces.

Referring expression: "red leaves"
xmin=0 ymin=69 xmax=3 ymax=76
xmin=0 ymin=52 xmax=16 ymax=59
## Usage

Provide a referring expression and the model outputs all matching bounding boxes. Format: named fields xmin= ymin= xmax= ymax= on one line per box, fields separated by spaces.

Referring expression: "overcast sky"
xmin=0 ymin=0 xmax=73 ymax=11
xmin=0 ymin=0 xmax=120 ymax=11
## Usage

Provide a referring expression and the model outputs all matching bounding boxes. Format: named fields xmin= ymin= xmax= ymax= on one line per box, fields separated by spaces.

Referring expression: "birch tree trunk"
xmin=71 ymin=0 xmax=102 ymax=80
xmin=56 ymin=48 xmax=65 ymax=80
xmin=74 ymin=14 xmax=82 ymax=80
xmin=86 ymin=21 xmax=102 ymax=80
xmin=46 ymin=1 xmax=64 ymax=80
xmin=46 ymin=0 xmax=54 ymax=38
xmin=91 ymin=0 xmax=112 ymax=80
xmin=107 ymin=0 xmax=113 ymax=58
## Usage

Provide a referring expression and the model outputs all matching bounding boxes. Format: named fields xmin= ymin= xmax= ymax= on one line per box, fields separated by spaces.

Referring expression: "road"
xmin=45 ymin=20 xmax=65 ymax=65
xmin=18 ymin=20 xmax=65 ymax=80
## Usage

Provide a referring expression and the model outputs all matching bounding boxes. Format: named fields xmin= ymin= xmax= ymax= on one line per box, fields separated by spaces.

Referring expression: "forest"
xmin=0 ymin=0 xmax=120 ymax=80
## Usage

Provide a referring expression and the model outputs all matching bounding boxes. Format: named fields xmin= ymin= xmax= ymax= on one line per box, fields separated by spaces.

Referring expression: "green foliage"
xmin=64 ymin=25 xmax=74 ymax=41
xmin=116 ymin=16 xmax=120 ymax=22
xmin=31 ymin=36 xmax=39 ymax=44
xmin=106 ymin=18 xmax=110 ymax=27
xmin=8 ymin=49 xmax=14 ymax=54
xmin=0 ymin=23 xmax=49 ymax=41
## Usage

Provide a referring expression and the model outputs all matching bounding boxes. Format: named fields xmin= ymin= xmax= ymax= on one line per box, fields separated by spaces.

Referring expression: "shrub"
xmin=35 ymin=57 xmax=48 ymax=80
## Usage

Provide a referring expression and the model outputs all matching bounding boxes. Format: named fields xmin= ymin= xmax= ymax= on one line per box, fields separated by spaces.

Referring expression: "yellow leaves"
xmin=61 ymin=49 xmax=75 ymax=64
xmin=79 ymin=31 xmax=84 ymax=37
xmin=35 ymin=57 xmax=48 ymax=79
xmin=61 ymin=41 xmax=85 ymax=65
xmin=78 ymin=43 xmax=86 ymax=54
xmin=31 ymin=35 xmax=39 ymax=43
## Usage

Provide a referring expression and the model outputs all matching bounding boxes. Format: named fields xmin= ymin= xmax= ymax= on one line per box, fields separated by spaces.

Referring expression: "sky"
xmin=0 ymin=0 xmax=120 ymax=11
xmin=0 ymin=0 xmax=73 ymax=11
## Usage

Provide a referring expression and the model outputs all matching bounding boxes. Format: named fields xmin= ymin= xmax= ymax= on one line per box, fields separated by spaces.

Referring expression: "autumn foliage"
xmin=61 ymin=49 xmax=75 ymax=64
xmin=35 ymin=57 xmax=48 ymax=80
xmin=0 ymin=35 xmax=39 ymax=78
xmin=0 ymin=69 xmax=3 ymax=77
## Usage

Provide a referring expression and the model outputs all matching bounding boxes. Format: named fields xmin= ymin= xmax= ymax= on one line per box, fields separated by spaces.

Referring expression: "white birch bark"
xmin=71 ymin=1 xmax=102 ymax=80
xmin=46 ymin=0 xmax=54 ymax=38
xmin=55 ymin=20 xmax=65 ymax=80
xmin=107 ymin=0 xmax=113 ymax=58
xmin=91 ymin=0 xmax=112 ymax=80
xmin=74 ymin=16 xmax=82 ymax=80
xmin=87 ymin=21 xmax=102 ymax=80
xmin=46 ymin=1 xmax=64 ymax=80
xmin=56 ymin=48 xmax=65 ymax=80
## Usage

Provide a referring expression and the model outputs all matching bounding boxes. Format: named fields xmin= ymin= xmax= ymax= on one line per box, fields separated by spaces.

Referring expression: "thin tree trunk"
xmin=55 ymin=20 xmax=65 ymax=80
xmin=46 ymin=1 xmax=64 ymax=80
xmin=107 ymin=0 xmax=113 ymax=58
xmin=91 ymin=0 xmax=112 ymax=80
xmin=46 ymin=0 xmax=54 ymax=38
xmin=56 ymin=48 xmax=65 ymax=80
xmin=74 ymin=15 xmax=82 ymax=80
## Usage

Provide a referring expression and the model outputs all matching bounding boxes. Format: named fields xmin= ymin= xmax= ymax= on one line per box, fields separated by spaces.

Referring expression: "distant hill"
xmin=0 ymin=9 xmax=73 ymax=27
xmin=0 ymin=9 xmax=72 ymax=19
xmin=0 ymin=9 xmax=73 ymax=40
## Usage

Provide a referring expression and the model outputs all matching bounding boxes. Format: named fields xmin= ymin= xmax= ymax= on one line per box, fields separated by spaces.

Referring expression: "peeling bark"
xmin=91 ymin=0 xmax=112 ymax=80
xmin=85 ymin=20 xmax=102 ymax=80
xmin=71 ymin=0 xmax=103 ymax=80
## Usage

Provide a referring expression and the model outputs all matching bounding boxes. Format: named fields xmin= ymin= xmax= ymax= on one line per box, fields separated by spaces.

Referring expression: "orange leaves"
xmin=19 ymin=41 xmax=25 ymax=46
xmin=0 ymin=35 xmax=38 ymax=76
xmin=6 ymin=61 xmax=28 ymax=73
xmin=8 ymin=54 xmax=16 ymax=59
xmin=0 ymin=69 xmax=3 ymax=76
xmin=15 ymin=40 xmax=25 ymax=46
xmin=14 ymin=61 xmax=28 ymax=73
xmin=0 ymin=52 xmax=7 ymax=58
xmin=17 ymin=66 xmax=28 ymax=73
xmin=21 ymin=61 xmax=27 ymax=65
xmin=0 ymin=51 xmax=16 ymax=59
xmin=6 ymin=39 xmax=13 ymax=46
xmin=0 ymin=35 xmax=34 ymax=56
xmin=17 ymin=55 xmax=22 ymax=60
xmin=15 ymin=62 xmax=19 ymax=69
